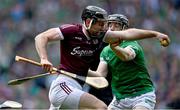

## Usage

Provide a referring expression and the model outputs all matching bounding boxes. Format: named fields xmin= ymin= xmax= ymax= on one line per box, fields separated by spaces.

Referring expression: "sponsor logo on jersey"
xmin=71 ymin=46 xmax=94 ymax=56
xmin=75 ymin=37 xmax=82 ymax=41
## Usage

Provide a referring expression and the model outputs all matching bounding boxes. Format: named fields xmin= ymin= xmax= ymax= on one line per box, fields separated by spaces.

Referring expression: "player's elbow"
xmin=34 ymin=34 xmax=41 ymax=42
xmin=35 ymin=33 xmax=47 ymax=43
xmin=35 ymin=32 xmax=44 ymax=39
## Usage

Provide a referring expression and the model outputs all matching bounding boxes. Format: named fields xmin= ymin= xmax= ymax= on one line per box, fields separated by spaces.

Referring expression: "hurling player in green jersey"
xmin=88 ymin=14 xmax=159 ymax=110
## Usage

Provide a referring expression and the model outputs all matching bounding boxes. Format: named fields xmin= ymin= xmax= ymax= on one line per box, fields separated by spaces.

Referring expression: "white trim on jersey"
xmin=124 ymin=45 xmax=136 ymax=61
xmin=100 ymin=57 xmax=108 ymax=63
xmin=56 ymin=27 xmax=64 ymax=40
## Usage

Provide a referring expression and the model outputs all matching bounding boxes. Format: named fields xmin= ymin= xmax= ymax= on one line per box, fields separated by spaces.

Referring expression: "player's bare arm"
xmin=88 ymin=69 xmax=102 ymax=77
xmin=88 ymin=61 xmax=108 ymax=77
xmin=104 ymin=28 xmax=170 ymax=47
xmin=35 ymin=27 xmax=63 ymax=71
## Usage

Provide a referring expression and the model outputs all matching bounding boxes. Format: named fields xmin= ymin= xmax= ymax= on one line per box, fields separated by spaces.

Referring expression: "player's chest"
xmin=65 ymin=36 xmax=102 ymax=56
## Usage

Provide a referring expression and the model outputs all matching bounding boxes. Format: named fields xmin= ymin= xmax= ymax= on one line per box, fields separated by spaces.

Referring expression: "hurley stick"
xmin=8 ymin=72 xmax=51 ymax=85
xmin=0 ymin=100 xmax=22 ymax=109
xmin=9 ymin=56 xmax=108 ymax=89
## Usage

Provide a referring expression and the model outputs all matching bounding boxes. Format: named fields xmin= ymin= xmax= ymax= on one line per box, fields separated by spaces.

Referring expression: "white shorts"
xmin=49 ymin=74 xmax=85 ymax=110
xmin=108 ymin=91 xmax=156 ymax=110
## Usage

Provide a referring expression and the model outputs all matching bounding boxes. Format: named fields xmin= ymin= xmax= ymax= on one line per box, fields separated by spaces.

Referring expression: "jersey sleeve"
xmin=59 ymin=24 xmax=78 ymax=39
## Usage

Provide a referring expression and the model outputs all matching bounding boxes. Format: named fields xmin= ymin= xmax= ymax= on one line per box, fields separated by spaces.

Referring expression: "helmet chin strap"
xmin=83 ymin=19 xmax=97 ymax=38
xmin=83 ymin=19 xmax=94 ymax=30
xmin=122 ymin=25 xmax=125 ymax=30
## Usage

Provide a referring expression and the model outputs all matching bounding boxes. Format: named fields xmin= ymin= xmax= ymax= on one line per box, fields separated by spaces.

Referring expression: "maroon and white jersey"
xmin=59 ymin=24 xmax=105 ymax=77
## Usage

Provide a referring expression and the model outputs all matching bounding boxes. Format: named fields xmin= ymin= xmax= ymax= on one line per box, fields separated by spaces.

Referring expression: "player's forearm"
xmin=111 ymin=46 xmax=130 ymax=61
xmin=120 ymin=28 xmax=158 ymax=40
xmin=35 ymin=34 xmax=49 ymax=60
xmin=104 ymin=28 xmax=159 ymax=43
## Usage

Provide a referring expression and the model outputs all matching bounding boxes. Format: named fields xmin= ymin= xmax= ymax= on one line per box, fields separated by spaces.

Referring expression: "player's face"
xmin=89 ymin=20 xmax=107 ymax=36
xmin=108 ymin=22 xmax=123 ymax=31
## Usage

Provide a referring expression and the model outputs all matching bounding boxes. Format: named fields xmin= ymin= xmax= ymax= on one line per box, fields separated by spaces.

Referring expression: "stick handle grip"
xmin=15 ymin=56 xmax=77 ymax=78
xmin=15 ymin=56 xmax=41 ymax=66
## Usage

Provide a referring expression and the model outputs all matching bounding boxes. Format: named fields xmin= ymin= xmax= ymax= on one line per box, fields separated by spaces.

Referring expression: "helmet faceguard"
xmin=108 ymin=14 xmax=129 ymax=29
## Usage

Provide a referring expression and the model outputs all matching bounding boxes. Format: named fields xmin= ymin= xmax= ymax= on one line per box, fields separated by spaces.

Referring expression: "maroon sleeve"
xmin=59 ymin=24 xmax=79 ymax=39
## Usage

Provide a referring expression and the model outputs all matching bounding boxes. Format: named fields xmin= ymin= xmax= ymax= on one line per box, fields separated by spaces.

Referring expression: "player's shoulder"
xmin=60 ymin=23 xmax=82 ymax=30
xmin=102 ymin=45 xmax=111 ymax=53
xmin=59 ymin=23 xmax=82 ymax=34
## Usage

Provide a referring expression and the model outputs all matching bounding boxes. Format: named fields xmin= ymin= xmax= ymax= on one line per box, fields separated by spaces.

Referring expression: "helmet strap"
xmin=87 ymin=19 xmax=94 ymax=30
xmin=122 ymin=25 xmax=125 ymax=30
xmin=83 ymin=19 xmax=99 ymax=38
xmin=83 ymin=19 xmax=94 ymax=30
xmin=122 ymin=24 xmax=128 ymax=30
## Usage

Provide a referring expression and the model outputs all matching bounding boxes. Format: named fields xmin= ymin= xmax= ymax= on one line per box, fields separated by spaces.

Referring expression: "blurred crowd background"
xmin=0 ymin=0 xmax=180 ymax=109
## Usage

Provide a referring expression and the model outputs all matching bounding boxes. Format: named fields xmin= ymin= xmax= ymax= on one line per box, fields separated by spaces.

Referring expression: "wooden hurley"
xmin=8 ymin=56 xmax=108 ymax=89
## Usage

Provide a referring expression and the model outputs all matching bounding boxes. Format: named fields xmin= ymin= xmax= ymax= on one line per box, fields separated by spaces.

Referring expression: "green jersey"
xmin=100 ymin=41 xmax=155 ymax=100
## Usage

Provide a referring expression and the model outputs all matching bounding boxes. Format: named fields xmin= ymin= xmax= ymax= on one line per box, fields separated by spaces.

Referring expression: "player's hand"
xmin=156 ymin=33 xmax=170 ymax=47
xmin=40 ymin=59 xmax=53 ymax=72
xmin=110 ymin=41 xmax=121 ymax=48
xmin=110 ymin=38 xmax=122 ymax=49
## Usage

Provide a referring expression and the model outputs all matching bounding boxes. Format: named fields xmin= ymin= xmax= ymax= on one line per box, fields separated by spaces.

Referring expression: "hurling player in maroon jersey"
xmin=35 ymin=5 xmax=170 ymax=110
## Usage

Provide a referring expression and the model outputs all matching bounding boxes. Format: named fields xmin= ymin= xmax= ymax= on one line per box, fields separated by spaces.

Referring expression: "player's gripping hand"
xmin=156 ymin=33 xmax=170 ymax=47
xmin=110 ymin=40 xmax=122 ymax=49
xmin=40 ymin=59 xmax=53 ymax=73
